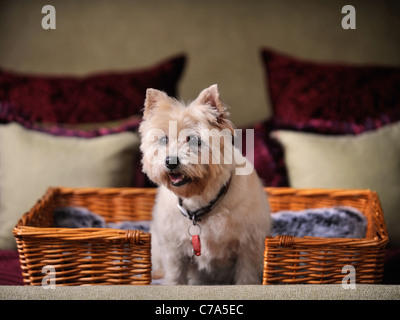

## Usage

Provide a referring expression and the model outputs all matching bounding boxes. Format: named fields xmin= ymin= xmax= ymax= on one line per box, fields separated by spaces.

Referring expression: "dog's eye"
xmin=159 ymin=136 xmax=168 ymax=146
xmin=186 ymin=135 xmax=201 ymax=148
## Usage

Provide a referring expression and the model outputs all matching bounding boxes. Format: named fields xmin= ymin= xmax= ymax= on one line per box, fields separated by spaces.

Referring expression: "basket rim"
xmin=266 ymin=186 xmax=380 ymax=197
xmin=49 ymin=186 xmax=157 ymax=195
xmin=265 ymin=234 xmax=389 ymax=248
xmin=13 ymin=226 xmax=150 ymax=245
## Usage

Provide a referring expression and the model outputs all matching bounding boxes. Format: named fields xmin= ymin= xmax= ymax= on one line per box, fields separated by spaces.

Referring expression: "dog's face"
xmin=139 ymin=84 xmax=235 ymax=198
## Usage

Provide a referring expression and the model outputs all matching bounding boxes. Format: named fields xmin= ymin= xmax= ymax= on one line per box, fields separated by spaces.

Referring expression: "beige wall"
xmin=1 ymin=0 xmax=399 ymax=127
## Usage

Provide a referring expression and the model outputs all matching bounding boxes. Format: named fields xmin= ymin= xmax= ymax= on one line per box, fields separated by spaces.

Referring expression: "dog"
xmin=139 ymin=84 xmax=271 ymax=285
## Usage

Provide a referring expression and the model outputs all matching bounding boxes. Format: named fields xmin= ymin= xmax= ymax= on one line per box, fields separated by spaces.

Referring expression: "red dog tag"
xmin=192 ymin=235 xmax=201 ymax=256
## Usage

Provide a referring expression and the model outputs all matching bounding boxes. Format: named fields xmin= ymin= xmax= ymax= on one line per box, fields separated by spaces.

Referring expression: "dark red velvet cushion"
xmin=241 ymin=120 xmax=289 ymax=187
xmin=260 ymin=48 xmax=400 ymax=133
xmin=0 ymin=54 xmax=186 ymax=124
xmin=0 ymin=250 xmax=23 ymax=285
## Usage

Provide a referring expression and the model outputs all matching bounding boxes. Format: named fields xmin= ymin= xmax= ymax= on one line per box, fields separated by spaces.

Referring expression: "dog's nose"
xmin=165 ymin=157 xmax=179 ymax=169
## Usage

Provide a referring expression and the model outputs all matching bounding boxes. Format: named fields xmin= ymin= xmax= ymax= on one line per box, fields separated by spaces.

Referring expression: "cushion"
xmin=383 ymin=247 xmax=400 ymax=284
xmin=241 ymin=120 xmax=288 ymax=187
xmin=0 ymin=250 xmax=23 ymax=285
xmin=260 ymin=48 xmax=400 ymax=133
xmin=272 ymin=121 xmax=400 ymax=247
xmin=0 ymin=123 xmax=140 ymax=249
xmin=0 ymin=107 xmax=152 ymax=188
xmin=0 ymin=54 xmax=186 ymax=123
xmin=271 ymin=206 xmax=367 ymax=239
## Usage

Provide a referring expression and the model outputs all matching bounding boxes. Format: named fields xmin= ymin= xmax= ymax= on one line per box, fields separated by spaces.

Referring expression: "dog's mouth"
xmin=168 ymin=173 xmax=191 ymax=187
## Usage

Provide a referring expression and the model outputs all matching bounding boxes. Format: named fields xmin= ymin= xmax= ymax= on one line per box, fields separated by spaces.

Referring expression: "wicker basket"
xmin=14 ymin=187 xmax=388 ymax=286
xmin=263 ymin=188 xmax=389 ymax=284
xmin=13 ymin=187 xmax=156 ymax=286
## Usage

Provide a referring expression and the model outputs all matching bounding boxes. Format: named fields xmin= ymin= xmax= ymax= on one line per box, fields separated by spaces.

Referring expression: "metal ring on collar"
xmin=188 ymin=223 xmax=201 ymax=237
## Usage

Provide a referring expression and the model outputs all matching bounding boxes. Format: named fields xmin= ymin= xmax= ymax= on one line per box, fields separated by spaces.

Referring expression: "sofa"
xmin=0 ymin=0 xmax=399 ymax=299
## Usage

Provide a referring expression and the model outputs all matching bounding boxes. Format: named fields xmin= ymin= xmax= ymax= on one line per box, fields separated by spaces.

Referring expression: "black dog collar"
xmin=177 ymin=176 xmax=232 ymax=223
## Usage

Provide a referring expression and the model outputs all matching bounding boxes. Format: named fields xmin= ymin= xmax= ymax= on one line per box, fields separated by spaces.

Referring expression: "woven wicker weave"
xmin=13 ymin=187 xmax=388 ymax=286
xmin=13 ymin=187 xmax=155 ymax=286
xmin=264 ymin=188 xmax=389 ymax=284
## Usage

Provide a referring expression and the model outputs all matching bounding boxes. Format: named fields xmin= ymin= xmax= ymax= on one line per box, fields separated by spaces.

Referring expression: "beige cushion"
xmin=273 ymin=122 xmax=400 ymax=246
xmin=0 ymin=123 xmax=140 ymax=249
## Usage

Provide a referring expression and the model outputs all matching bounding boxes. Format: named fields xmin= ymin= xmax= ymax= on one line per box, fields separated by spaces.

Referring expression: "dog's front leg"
xmin=234 ymin=243 xmax=264 ymax=285
xmin=162 ymin=252 xmax=191 ymax=285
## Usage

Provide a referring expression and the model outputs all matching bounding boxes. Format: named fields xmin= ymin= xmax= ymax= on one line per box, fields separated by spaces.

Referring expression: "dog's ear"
xmin=195 ymin=84 xmax=228 ymax=119
xmin=195 ymin=84 xmax=234 ymax=133
xmin=143 ymin=88 xmax=168 ymax=120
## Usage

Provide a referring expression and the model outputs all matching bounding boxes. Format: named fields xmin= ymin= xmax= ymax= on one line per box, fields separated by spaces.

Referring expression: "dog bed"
xmin=53 ymin=206 xmax=367 ymax=239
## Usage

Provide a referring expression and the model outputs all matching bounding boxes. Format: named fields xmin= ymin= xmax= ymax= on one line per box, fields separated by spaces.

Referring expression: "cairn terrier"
xmin=139 ymin=84 xmax=271 ymax=285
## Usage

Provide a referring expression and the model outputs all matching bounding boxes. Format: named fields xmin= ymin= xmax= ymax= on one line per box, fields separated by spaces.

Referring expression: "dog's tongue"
xmin=169 ymin=173 xmax=184 ymax=184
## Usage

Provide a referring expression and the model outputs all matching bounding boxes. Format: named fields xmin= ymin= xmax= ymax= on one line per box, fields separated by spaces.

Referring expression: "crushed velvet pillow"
xmin=0 ymin=54 xmax=185 ymax=124
xmin=241 ymin=120 xmax=288 ymax=187
xmin=260 ymin=48 xmax=400 ymax=133
xmin=0 ymin=250 xmax=23 ymax=285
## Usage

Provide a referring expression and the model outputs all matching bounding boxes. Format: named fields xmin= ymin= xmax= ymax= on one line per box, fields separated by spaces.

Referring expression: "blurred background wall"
xmin=0 ymin=0 xmax=399 ymax=127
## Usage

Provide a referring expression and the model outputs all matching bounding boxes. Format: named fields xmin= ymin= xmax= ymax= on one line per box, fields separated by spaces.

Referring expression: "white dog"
xmin=139 ymin=84 xmax=271 ymax=285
